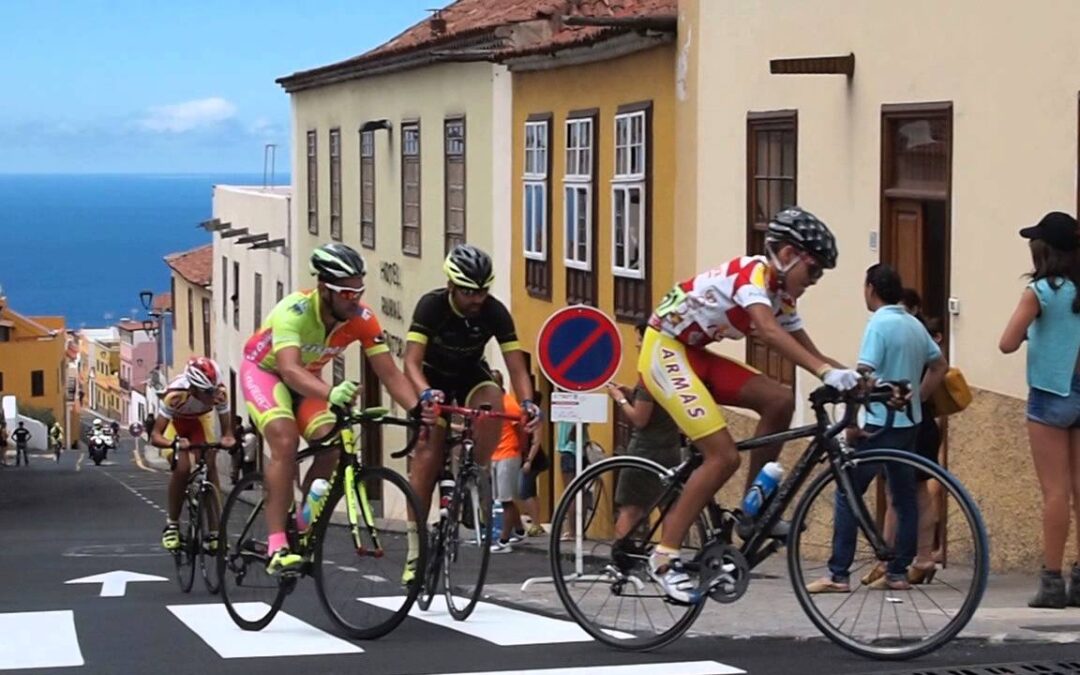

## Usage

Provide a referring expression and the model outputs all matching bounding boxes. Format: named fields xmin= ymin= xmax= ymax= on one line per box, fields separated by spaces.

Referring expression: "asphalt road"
xmin=1 ymin=438 xmax=1077 ymax=675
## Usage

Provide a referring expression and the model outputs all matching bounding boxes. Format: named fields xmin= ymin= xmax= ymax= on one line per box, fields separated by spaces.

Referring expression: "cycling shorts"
xmin=637 ymin=327 xmax=760 ymax=441
xmin=240 ymin=359 xmax=335 ymax=440
xmin=424 ymin=360 xmax=499 ymax=407
xmin=161 ymin=414 xmax=218 ymax=465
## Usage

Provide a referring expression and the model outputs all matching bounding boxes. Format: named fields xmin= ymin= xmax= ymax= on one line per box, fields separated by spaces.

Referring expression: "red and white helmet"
xmin=184 ymin=356 xmax=220 ymax=391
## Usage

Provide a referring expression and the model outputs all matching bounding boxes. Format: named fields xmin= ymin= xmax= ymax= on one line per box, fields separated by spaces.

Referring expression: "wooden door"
xmin=883 ymin=199 xmax=926 ymax=297
xmin=361 ymin=355 xmax=382 ymax=469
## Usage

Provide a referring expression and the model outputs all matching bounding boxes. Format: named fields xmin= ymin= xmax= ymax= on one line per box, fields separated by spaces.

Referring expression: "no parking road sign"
xmin=536 ymin=306 xmax=622 ymax=392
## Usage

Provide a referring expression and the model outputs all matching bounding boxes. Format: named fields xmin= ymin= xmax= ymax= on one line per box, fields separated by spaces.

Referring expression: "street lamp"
xmin=139 ymin=290 xmax=153 ymax=311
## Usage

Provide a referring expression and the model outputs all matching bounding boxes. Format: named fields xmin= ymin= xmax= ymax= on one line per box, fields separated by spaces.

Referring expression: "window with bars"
xmin=221 ymin=256 xmax=228 ymax=321
xmin=612 ymin=105 xmax=651 ymax=322
xmin=333 ymin=355 xmax=345 ymax=385
xmin=232 ymin=261 xmax=240 ymax=330
xmin=254 ymin=272 xmax=263 ymax=333
xmin=360 ymin=130 xmax=375 ymax=249
xmin=201 ymin=297 xmax=211 ymax=356
xmin=31 ymin=370 xmax=44 ymax=397
xmin=564 ymin=115 xmax=596 ymax=306
xmin=402 ymin=123 xmax=421 ymax=256
xmin=445 ymin=118 xmax=466 ymax=253
xmin=307 ymin=130 xmax=318 ymax=234
xmin=746 ymin=110 xmax=798 ymax=386
xmin=329 ymin=128 xmax=342 ymax=241
xmin=524 ymin=116 xmax=551 ymax=299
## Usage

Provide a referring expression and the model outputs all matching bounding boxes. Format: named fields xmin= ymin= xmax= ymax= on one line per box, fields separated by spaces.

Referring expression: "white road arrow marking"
xmin=65 ymin=570 xmax=168 ymax=597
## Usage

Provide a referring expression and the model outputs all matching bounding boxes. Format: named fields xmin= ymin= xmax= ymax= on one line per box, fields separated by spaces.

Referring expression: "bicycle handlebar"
xmin=809 ymin=379 xmax=914 ymax=439
xmin=432 ymin=403 xmax=523 ymax=422
xmin=305 ymin=403 xmax=423 ymax=459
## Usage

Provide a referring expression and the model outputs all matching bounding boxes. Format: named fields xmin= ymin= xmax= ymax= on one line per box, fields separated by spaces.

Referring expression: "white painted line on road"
xmin=425 ymin=661 xmax=744 ymax=675
xmin=362 ymin=574 xmax=388 ymax=583
xmin=0 ymin=610 xmax=84 ymax=670
xmin=167 ymin=603 xmax=363 ymax=659
xmin=359 ymin=596 xmax=633 ymax=646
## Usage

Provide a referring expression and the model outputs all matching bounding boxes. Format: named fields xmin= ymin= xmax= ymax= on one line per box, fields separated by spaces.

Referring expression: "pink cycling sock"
xmin=268 ymin=531 xmax=288 ymax=555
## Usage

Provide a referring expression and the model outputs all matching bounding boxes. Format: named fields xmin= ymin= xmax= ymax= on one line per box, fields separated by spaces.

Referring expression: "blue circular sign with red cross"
xmin=536 ymin=306 xmax=623 ymax=392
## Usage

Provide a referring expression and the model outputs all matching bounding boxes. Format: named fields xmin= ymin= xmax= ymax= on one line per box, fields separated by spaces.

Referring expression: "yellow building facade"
xmin=507 ymin=36 xmax=678 ymax=519
xmin=0 ymin=295 xmax=67 ymax=426
xmin=165 ymin=244 xmax=214 ymax=377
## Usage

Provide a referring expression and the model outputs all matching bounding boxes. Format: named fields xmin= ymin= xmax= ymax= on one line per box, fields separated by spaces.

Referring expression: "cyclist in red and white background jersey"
xmin=639 ymin=206 xmax=862 ymax=603
xmin=150 ymin=357 xmax=236 ymax=552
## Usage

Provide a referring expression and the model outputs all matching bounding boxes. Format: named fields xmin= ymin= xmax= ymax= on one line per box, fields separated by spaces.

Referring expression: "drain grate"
xmin=868 ymin=661 xmax=1080 ymax=675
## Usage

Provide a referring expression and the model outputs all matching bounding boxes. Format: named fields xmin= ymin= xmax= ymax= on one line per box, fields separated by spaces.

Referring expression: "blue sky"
xmin=0 ymin=1 xmax=436 ymax=173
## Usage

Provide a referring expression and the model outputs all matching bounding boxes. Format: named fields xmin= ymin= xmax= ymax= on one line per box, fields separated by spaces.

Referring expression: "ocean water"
xmin=0 ymin=173 xmax=287 ymax=328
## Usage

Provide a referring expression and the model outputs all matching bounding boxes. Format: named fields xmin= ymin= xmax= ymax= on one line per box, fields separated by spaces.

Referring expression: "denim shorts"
xmin=1027 ymin=372 xmax=1080 ymax=429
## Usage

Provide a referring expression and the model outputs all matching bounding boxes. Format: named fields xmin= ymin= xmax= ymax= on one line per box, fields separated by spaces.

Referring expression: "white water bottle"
xmin=741 ymin=462 xmax=784 ymax=519
xmin=300 ymin=479 xmax=331 ymax=530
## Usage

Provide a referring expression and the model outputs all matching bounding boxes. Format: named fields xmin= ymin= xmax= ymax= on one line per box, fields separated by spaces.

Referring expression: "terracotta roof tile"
xmin=152 ymin=292 xmax=171 ymax=313
xmin=164 ymin=244 xmax=212 ymax=288
xmin=500 ymin=0 xmax=677 ymax=58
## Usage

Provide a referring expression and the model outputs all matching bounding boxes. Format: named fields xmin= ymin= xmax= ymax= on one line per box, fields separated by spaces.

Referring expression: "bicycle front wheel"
xmin=550 ymin=456 xmax=707 ymax=651
xmin=199 ymin=484 xmax=222 ymax=594
xmin=219 ymin=472 xmax=288 ymax=631
xmin=416 ymin=526 xmax=442 ymax=611
xmin=788 ymin=449 xmax=989 ymax=660
xmin=314 ymin=466 xmax=426 ymax=639
xmin=175 ymin=495 xmax=198 ymax=593
xmin=443 ymin=469 xmax=492 ymax=621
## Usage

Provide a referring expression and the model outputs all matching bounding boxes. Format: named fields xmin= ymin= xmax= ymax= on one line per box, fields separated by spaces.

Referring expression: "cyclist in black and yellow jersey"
xmin=403 ymin=245 xmax=541 ymax=578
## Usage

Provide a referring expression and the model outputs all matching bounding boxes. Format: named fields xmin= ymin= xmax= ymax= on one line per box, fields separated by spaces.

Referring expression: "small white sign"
xmin=550 ymin=392 xmax=609 ymax=424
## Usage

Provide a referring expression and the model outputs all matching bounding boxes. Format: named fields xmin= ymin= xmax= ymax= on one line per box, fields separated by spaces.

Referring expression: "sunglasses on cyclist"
xmin=798 ymin=252 xmax=824 ymax=282
xmin=324 ymin=281 xmax=366 ymax=301
xmin=453 ymin=285 xmax=489 ymax=298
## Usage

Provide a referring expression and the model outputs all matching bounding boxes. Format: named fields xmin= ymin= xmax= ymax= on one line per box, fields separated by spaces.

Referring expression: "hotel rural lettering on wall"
xmin=378 ymin=262 xmax=407 ymax=358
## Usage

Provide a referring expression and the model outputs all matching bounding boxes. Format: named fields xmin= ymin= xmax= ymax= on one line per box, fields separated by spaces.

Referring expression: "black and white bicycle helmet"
xmin=309 ymin=243 xmax=366 ymax=281
xmin=443 ymin=244 xmax=494 ymax=290
xmin=765 ymin=206 xmax=838 ymax=270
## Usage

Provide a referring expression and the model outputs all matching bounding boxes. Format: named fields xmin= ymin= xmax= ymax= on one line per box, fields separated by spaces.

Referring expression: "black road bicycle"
xmin=410 ymin=403 xmax=521 ymax=621
xmin=550 ymin=382 xmax=989 ymax=660
xmin=218 ymin=405 xmax=426 ymax=639
xmin=172 ymin=443 xmax=225 ymax=595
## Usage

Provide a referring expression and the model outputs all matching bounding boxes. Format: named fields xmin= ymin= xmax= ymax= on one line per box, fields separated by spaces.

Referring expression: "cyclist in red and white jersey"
xmin=640 ymin=206 xmax=861 ymax=603
xmin=150 ymin=357 xmax=236 ymax=552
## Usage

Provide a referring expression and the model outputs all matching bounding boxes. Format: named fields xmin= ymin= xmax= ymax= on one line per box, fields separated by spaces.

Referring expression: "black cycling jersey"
xmin=407 ymin=288 xmax=520 ymax=376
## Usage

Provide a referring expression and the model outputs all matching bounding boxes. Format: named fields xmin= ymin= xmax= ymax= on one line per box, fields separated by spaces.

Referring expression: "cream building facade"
xmin=677 ymin=0 xmax=1080 ymax=569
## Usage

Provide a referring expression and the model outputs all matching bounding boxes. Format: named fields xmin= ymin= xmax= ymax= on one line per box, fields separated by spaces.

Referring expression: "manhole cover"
xmin=64 ymin=543 xmax=166 ymax=558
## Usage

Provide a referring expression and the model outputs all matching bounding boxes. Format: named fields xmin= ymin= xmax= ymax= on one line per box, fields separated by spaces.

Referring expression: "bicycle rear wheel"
xmin=175 ymin=496 xmax=197 ymax=593
xmin=550 ymin=456 xmax=707 ymax=651
xmin=788 ymin=449 xmax=989 ymax=660
xmin=199 ymin=484 xmax=222 ymax=594
xmin=416 ymin=526 xmax=442 ymax=611
xmin=314 ymin=466 xmax=426 ymax=639
xmin=219 ymin=472 xmax=289 ymax=631
xmin=443 ymin=468 xmax=491 ymax=621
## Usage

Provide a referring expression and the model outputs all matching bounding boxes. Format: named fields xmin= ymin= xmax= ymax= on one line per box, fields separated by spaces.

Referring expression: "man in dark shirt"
xmin=12 ymin=422 xmax=32 ymax=467
xmin=402 ymin=245 xmax=540 ymax=574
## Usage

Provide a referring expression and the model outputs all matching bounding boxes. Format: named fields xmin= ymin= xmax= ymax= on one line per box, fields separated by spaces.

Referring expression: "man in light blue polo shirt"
xmin=807 ymin=264 xmax=947 ymax=594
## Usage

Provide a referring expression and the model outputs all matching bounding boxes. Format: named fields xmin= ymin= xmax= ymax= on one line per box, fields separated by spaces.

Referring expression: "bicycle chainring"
xmin=698 ymin=543 xmax=750 ymax=604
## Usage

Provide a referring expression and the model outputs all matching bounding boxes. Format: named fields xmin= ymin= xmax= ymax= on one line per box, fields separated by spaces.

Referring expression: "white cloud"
xmin=138 ymin=97 xmax=237 ymax=133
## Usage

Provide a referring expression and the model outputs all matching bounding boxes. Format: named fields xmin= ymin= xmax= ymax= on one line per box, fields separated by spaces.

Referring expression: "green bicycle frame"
xmin=340 ymin=425 xmax=382 ymax=555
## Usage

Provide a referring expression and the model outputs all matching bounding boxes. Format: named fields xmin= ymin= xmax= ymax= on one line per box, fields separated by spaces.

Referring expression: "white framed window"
xmin=565 ymin=118 xmax=592 ymax=179
xmin=524 ymin=121 xmax=548 ymax=177
xmin=524 ymin=181 xmax=547 ymax=259
xmin=612 ymin=184 xmax=645 ymax=278
xmin=615 ymin=111 xmax=646 ymax=179
xmin=612 ymin=110 xmax=646 ymax=279
xmin=564 ymin=184 xmax=591 ymax=269
xmin=523 ymin=119 xmax=549 ymax=261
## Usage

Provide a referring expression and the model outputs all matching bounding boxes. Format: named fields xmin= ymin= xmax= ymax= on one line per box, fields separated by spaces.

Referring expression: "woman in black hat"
xmin=1000 ymin=211 xmax=1080 ymax=608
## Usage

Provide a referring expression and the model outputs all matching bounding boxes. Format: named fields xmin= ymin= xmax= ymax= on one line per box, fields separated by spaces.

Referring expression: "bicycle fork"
xmin=832 ymin=456 xmax=893 ymax=562
xmin=344 ymin=464 xmax=383 ymax=557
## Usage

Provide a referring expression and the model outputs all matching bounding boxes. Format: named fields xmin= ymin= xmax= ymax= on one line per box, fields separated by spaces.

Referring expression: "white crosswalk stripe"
xmin=167 ymin=603 xmax=363 ymax=659
xmin=359 ymin=596 xmax=634 ymax=646
xmin=0 ymin=610 xmax=84 ymax=670
xmin=425 ymin=662 xmax=744 ymax=675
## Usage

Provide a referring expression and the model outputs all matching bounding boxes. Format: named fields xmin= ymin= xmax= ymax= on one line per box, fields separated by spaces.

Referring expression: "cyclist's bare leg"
xmin=298 ymin=421 xmax=338 ymax=497
xmin=465 ymin=384 xmax=504 ymax=467
xmin=167 ymin=450 xmax=192 ymax=522
xmin=263 ymin=417 xmax=301 ymax=535
xmin=409 ymin=422 xmax=447 ymax=518
xmin=735 ymin=374 xmax=795 ymax=490
xmin=615 ymin=505 xmax=646 ymax=540
xmin=205 ymin=452 xmax=221 ymax=531
xmin=659 ymin=428 xmax=740 ymax=550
